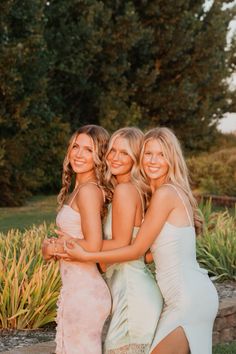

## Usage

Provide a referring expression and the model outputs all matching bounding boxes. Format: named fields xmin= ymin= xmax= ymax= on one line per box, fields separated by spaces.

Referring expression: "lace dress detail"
xmin=55 ymin=204 xmax=111 ymax=354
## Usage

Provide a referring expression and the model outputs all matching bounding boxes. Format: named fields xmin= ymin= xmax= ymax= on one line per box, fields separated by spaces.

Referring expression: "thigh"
xmin=151 ymin=327 xmax=190 ymax=354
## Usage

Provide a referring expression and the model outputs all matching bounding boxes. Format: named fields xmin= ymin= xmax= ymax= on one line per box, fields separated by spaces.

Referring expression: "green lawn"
xmin=213 ymin=342 xmax=236 ymax=354
xmin=0 ymin=195 xmax=57 ymax=233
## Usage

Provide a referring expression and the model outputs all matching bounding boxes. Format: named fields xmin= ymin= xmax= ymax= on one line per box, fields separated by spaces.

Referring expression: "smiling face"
xmin=106 ymin=136 xmax=134 ymax=183
xmin=142 ymin=138 xmax=169 ymax=188
xmin=69 ymin=133 xmax=95 ymax=176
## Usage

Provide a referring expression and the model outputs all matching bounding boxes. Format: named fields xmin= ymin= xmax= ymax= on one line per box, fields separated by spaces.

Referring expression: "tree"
xmin=0 ymin=0 xmax=69 ymax=206
xmin=46 ymin=0 xmax=235 ymax=152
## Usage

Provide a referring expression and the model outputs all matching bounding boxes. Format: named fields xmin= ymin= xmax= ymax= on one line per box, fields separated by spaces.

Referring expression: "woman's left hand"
xmin=55 ymin=240 xmax=88 ymax=262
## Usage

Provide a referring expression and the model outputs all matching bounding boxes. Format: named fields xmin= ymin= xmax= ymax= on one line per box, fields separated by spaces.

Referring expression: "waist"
xmin=105 ymin=258 xmax=145 ymax=279
xmin=155 ymin=262 xmax=208 ymax=278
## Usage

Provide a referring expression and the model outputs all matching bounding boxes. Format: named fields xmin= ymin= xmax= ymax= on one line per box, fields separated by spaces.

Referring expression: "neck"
xmin=150 ymin=176 xmax=170 ymax=194
xmin=75 ymin=171 xmax=97 ymax=187
xmin=116 ymin=173 xmax=131 ymax=184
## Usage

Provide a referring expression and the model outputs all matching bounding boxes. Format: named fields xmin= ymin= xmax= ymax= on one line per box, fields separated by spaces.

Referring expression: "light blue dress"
xmin=150 ymin=184 xmax=219 ymax=354
xmin=103 ymin=204 xmax=163 ymax=354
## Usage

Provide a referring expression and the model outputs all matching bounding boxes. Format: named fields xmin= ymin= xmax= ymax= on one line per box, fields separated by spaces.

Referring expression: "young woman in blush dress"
xmin=58 ymin=127 xmax=163 ymax=354
xmin=61 ymin=127 xmax=219 ymax=354
xmin=42 ymin=125 xmax=111 ymax=354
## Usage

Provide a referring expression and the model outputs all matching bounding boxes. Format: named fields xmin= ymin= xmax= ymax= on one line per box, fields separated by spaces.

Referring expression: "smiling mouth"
xmin=73 ymin=160 xmax=84 ymax=166
xmin=147 ymin=167 xmax=160 ymax=172
xmin=111 ymin=163 xmax=122 ymax=168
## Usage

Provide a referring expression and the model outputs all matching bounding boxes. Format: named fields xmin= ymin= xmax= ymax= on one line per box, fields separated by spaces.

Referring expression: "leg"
xmin=151 ymin=327 xmax=190 ymax=354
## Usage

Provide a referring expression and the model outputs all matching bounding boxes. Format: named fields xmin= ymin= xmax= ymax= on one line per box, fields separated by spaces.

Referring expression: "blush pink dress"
xmin=55 ymin=185 xmax=111 ymax=354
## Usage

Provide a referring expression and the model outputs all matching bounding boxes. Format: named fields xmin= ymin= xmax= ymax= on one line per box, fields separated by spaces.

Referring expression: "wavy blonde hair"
xmin=105 ymin=127 xmax=148 ymax=209
xmin=140 ymin=127 xmax=203 ymax=234
xmin=57 ymin=125 xmax=110 ymax=214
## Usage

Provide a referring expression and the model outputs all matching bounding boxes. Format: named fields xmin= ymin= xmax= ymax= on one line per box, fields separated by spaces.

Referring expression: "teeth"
xmin=148 ymin=167 xmax=159 ymax=172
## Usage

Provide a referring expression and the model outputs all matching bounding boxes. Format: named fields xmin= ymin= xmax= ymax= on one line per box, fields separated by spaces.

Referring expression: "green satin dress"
xmin=103 ymin=204 xmax=163 ymax=354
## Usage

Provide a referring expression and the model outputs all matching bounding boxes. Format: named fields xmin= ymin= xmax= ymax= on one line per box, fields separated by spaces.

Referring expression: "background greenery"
xmin=0 ymin=199 xmax=235 ymax=330
xmin=0 ymin=0 xmax=236 ymax=206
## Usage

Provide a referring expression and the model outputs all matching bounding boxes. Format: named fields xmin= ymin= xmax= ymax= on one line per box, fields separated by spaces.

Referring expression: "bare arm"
xmin=63 ymin=187 xmax=174 ymax=263
xmin=102 ymin=183 xmax=140 ymax=251
xmin=71 ymin=184 xmax=104 ymax=252
xmin=43 ymin=184 xmax=103 ymax=261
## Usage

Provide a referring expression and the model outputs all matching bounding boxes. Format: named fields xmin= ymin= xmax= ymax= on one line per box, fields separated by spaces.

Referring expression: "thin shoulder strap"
xmin=69 ymin=181 xmax=99 ymax=206
xmin=163 ymin=184 xmax=193 ymax=226
xmin=133 ymin=185 xmax=145 ymax=221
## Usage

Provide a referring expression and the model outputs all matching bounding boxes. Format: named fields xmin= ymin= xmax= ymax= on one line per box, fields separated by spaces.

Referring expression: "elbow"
xmin=135 ymin=246 xmax=144 ymax=260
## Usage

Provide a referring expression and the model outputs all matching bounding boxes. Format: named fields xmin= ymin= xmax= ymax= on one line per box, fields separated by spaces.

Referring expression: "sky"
xmin=218 ymin=113 xmax=236 ymax=133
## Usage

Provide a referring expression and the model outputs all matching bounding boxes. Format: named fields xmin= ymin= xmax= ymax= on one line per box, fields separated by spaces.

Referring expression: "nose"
xmin=150 ymin=154 xmax=158 ymax=163
xmin=76 ymin=148 xmax=84 ymax=158
xmin=112 ymin=151 xmax=120 ymax=161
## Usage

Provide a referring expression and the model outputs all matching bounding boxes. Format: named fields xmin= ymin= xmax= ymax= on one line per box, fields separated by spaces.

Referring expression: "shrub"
xmin=0 ymin=224 xmax=60 ymax=329
xmin=196 ymin=201 xmax=236 ymax=281
xmin=187 ymin=147 xmax=236 ymax=196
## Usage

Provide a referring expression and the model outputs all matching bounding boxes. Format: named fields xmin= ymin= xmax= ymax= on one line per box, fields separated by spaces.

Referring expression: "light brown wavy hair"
xmin=140 ymin=127 xmax=203 ymax=234
xmin=105 ymin=127 xmax=148 ymax=210
xmin=57 ymin=125 xmax=110 ymax=215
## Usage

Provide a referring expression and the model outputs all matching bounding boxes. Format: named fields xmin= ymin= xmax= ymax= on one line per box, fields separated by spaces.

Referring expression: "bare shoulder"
xmin=75 ymin=183 xmax=103 ymax=205
xmin=151 ymin=184 xmax=178 ymax=205
xmin=113 ymin=182 xmax=138 ymax=200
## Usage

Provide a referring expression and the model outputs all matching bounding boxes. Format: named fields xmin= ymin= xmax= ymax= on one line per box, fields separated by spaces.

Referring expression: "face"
xmin=69 ymin=133 xmax=95 ymax=174
xmin=107 ymin=136 xmax=134 ymax=179
xmin=142 ymin=139 xmax=169 ymax=187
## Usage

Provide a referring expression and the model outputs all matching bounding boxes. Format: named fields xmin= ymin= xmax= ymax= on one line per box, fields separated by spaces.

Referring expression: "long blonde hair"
xmin=140 ymin=127 xmax=203 ymax=233
xmin=57 ymin=125 xmax=110 ymax=212
xmin=105 ymin=127 xmax=148 ymax=209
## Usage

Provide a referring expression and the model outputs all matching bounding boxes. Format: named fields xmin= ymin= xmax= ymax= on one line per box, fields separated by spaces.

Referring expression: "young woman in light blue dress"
xmin=58 ymin=127 xmax=163 ymax=354
xmin=62 ymin=127 xmax=219 ymax=354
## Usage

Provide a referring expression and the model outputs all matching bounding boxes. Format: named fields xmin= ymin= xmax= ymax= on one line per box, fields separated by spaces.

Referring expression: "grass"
xmin=0 ymin=195 xmax=57 ymax=233
xmin=213 ymin=342 xmax=236 ymax=354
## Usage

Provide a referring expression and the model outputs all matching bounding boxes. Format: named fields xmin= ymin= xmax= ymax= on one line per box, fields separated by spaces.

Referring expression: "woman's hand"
xmin=42 ymin=238 xmax=58 ymax=261
xmin=145 ymin=250 xmax=154 ymax=264
xmin=55 ymin=229 xmax=73 ymax=241
xmin=55 ymin=240 xmax=88 ymax=262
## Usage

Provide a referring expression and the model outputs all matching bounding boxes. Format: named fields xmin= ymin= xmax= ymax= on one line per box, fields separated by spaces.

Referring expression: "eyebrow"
xmin=111 ymin=147 xmax=129 ymax=153
xmin=73 ymin=142 xmax=93 ymax=149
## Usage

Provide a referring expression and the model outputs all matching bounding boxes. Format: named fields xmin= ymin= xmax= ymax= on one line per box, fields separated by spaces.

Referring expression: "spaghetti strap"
xmin=133 ymin=184 xmax=145 ymax=222
xmin=68 ymin=181 xmax=99 ymax=206
xmin=162 ymin=183 xmax=193 ymax=226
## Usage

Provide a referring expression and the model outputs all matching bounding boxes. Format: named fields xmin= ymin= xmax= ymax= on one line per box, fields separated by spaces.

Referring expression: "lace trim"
xmin=106 ymin=343 xmax=150 ymax=354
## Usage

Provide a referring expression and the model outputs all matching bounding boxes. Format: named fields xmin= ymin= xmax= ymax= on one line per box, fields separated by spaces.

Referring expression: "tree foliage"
xmin=0 ymin=0 xmax=69 ymax=205
xmin=0 ymin=0 xmax=235 ymax=205
xmin=46 ymin=0 xmax=236 ymax=151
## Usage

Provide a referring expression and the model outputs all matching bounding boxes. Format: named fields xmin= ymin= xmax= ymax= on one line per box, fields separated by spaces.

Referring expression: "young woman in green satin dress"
xmin=57 ymin=127 xmax=163 ymax=354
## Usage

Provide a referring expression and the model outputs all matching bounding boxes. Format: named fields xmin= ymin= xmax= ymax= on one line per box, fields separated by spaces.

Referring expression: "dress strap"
xmin=162 ymin=184 xmax=193 ymax=226
xmin=68 ymin=181 xmax=99 ymax=206
xmin=133 ymin=185 xmax=145 ymax=222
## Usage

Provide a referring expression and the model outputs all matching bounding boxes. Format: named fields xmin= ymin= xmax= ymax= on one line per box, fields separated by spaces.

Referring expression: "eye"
xmin=121 ymin=151 xmax=129 ymax=156
xmin=144 ymin=151 xmax=151 ymax=156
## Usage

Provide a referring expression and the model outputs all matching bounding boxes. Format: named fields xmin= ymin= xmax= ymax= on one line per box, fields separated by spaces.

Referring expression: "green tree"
xmin=0 ymin=0 xmax=69 ymax=206
xmin=46 ymin=0 xmax=235 ymax=152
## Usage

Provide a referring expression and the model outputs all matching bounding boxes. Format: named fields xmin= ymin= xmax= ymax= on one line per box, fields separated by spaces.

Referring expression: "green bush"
xmin=0 ymin=224 xmax=60 ymax=329
xmin=187 ymin=148 xmax=236 ymax=196
xmin=197 ymin=201 xmax=236 ymax=281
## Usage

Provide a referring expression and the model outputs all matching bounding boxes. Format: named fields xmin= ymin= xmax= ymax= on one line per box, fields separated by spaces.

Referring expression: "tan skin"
xmin=57 ymin=139 xmax=193 ymax=354
xmin=42 ymin=133 xmax=104 ymax=260
xmin=53 ymin=136 xmax=145 ymax=266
